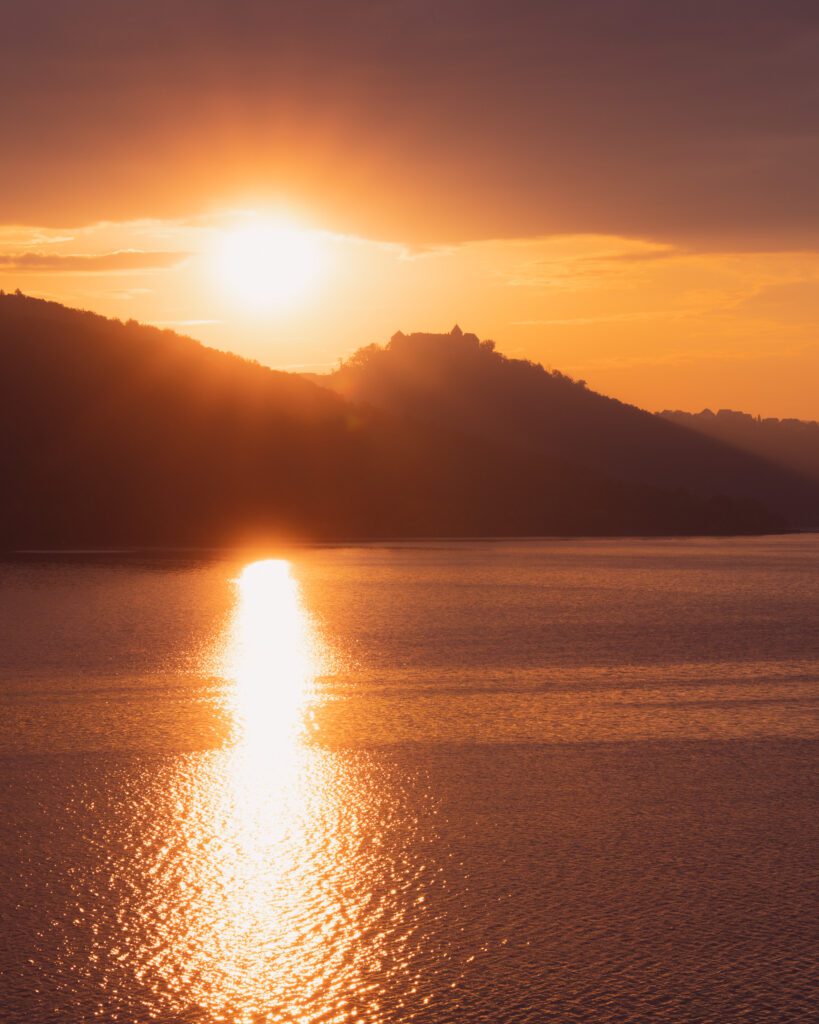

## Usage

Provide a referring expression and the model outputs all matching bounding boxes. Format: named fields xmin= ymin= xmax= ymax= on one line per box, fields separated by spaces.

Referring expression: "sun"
xmin=214 ymin=217 xmax=323 ymax=312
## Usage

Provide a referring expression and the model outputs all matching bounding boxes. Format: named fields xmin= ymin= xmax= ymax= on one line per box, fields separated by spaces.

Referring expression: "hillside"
xmin=661 ymin=408 xmax=819 ymax=486
xmin=0 ymin=294 xmax=784 ymax=548
xmin=319 ymin=327 xmax=818 ymax=529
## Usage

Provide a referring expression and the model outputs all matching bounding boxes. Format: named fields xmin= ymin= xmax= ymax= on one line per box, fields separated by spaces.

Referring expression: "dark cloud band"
xmin=0 ymin=250 xmax=189 ymax=273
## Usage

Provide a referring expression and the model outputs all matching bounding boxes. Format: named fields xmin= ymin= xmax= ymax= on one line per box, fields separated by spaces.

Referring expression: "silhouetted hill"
xmin=0 ymin=295 xmax=784 ymax=548
xmin=661 ymin=408 xmax=819 ymax=485
xmin=319 ymin=327 xmax=818 ymax=528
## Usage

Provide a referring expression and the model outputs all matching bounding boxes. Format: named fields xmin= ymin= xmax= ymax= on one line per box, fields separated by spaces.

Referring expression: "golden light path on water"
xmin=122 ymin=559 xmax=445 ymax=1024
xmin=226 ymin=559 xmax=317 ymax=758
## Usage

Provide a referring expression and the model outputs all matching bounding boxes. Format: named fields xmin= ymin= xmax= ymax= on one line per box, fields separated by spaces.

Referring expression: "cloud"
xmin=584 ymin=249 xmax=679 ymax=264
xmin=2 ymin=2 xmax=819 ymax=248
xmin=0 ymin=249 xmax=190 ymax=273
xmin=733 ymin=279 xmax=819 ymax=321
xmin=153 ymin=319 xmax=222 ymax=327
xmin=511 ymin=310 xmax=685 ymax=328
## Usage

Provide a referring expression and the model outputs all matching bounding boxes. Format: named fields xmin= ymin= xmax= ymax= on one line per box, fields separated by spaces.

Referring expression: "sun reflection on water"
xmin=225 ymin=558 xmax=317 ymax=759
xmin=102 ymin=558 xmax=445 ymax=1023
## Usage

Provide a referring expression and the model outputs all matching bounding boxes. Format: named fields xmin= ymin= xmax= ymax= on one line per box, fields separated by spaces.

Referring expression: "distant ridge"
xmin=661 ymin=408 xmax=819 ymax=486
xmin=0 ymin=294 xmax=790 ymax=547
xmin=317 ymin=326 xmax=818 ymax=529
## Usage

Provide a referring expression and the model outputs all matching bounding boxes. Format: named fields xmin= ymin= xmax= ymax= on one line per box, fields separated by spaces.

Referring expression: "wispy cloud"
xmin=153 ymin=319 xmax=222 ymax=327
xmin=578 ymin=248 xmax=679 ymax=265
xmin=511 ymin=310 xmax=685 ymax=327
xmin=0 ymin=249 xmax=189 ymax=273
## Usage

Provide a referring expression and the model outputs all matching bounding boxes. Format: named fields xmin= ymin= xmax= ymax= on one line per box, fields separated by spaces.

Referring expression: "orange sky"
xmin=2 ymin=2 xmax=819 ymax=419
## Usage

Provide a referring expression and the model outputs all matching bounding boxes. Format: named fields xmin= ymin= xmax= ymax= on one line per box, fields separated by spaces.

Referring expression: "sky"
xmin=2 ymin=0 xmax=819 ymax=418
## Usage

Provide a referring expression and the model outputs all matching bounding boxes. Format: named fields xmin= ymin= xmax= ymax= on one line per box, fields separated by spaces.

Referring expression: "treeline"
xmin=661 ymin=408 xmax=819 ymax=486
xmin=0 ymin=295 xmax=787 ymax=548
xmin=322 ymin=326 xmax=818 ymax=528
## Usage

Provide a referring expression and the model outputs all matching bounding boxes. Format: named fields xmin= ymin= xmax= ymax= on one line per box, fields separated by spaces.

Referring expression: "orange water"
xmin=2 ymin=537 xmax=818 ymax=1022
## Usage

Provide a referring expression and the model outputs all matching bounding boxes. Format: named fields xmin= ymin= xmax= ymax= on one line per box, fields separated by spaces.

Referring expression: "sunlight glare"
xmin=226 ymin=558 xmax=316 ymax=763
xmin=120 ymin=559 xmax=438 ymax=1023
xmin=215 ymin=218 xmax=323 ymax=312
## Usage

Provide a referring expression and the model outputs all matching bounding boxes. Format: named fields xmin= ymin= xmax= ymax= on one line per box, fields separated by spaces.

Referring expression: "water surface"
xmin=2 ymin=538 xmax=818 ymax=1022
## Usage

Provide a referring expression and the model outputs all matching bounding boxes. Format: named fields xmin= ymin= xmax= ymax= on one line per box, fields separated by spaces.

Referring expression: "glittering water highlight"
xmin=2 ymin=537 xmax=818 ymax=1022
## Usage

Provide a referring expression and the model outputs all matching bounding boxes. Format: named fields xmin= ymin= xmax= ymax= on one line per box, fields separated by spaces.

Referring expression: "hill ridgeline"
xmin=0 ymin=295 xmax=800 ymax=547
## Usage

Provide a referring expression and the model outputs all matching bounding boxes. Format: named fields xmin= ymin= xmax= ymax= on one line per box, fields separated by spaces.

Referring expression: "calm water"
xmin=1 ymin=537 xmax=818 ymax=1023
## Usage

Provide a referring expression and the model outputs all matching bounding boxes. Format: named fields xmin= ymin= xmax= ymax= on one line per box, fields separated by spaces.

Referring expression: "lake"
xmin=2 ymin=537 xmax=818 ymax=1022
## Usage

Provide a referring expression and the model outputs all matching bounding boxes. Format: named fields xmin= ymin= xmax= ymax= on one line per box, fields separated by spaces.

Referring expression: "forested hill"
xmin=661 ymin=408 xmax=819 ymax=486
xmin=0 ymin=294 xmax=786 ymax=548
xmin=319 ymin=326 xmax=818 ymax=529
